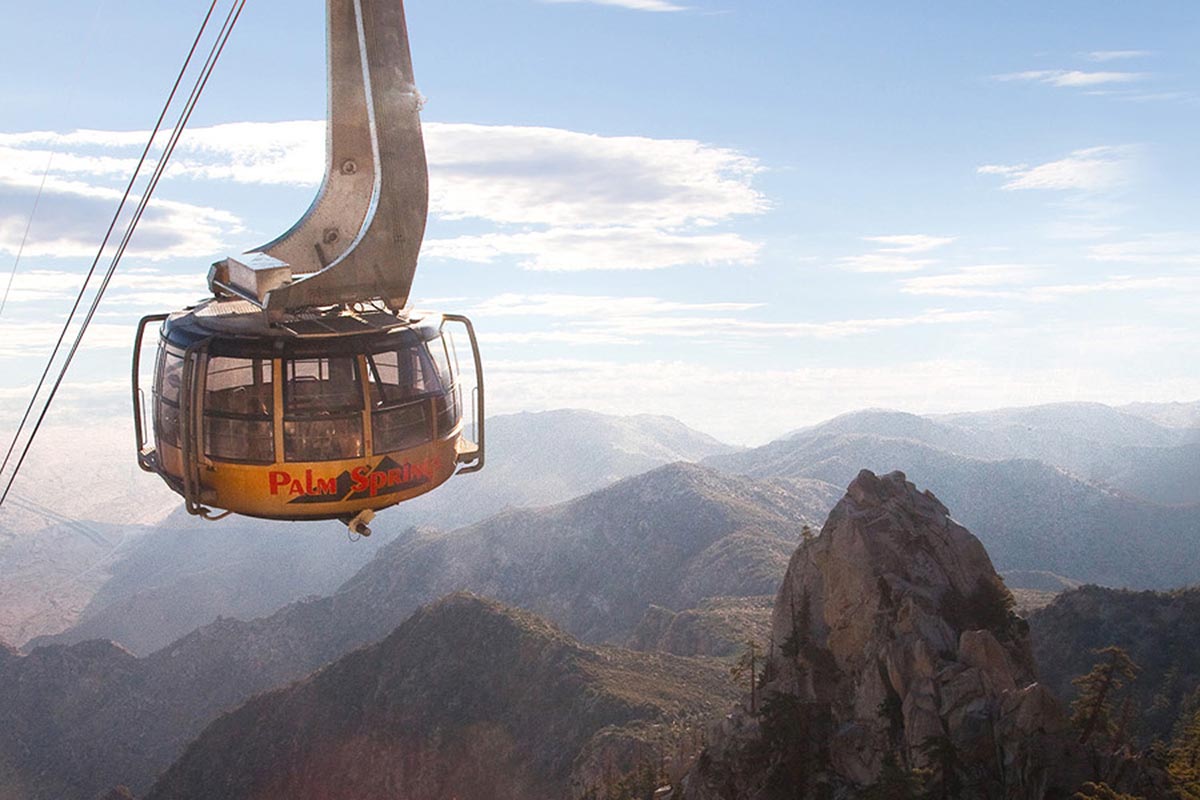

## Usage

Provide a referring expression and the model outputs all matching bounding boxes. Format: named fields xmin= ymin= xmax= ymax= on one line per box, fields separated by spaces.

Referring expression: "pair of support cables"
xmin=0 ymin=0 xmax=247 ymax=506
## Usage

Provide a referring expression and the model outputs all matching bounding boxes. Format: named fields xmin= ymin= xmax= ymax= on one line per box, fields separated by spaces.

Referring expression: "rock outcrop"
xmin=679 ymin=470 xmax=1093 ymax=799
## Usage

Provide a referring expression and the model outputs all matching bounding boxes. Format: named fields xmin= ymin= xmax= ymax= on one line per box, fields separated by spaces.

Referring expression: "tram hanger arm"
xmin=210 ymin=0 xmax=428 ymax=317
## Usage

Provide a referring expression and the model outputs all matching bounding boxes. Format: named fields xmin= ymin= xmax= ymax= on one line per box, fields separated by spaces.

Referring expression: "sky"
xmin=0 ymin=0 xmax=1197 ymax=446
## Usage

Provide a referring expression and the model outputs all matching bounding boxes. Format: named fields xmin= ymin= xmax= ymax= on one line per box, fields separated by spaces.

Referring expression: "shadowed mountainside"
xmin=1030 ymin=584 xmax=1200 ymax=743
xmin=144 ymin=594 xmax=739 ymax=800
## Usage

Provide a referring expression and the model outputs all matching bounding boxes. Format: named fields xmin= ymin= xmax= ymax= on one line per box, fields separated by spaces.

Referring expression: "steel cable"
xmin=0 ymin=0 xmax=245 ymax=505
xmin=0 ymin=154 xmax=54 ymax=320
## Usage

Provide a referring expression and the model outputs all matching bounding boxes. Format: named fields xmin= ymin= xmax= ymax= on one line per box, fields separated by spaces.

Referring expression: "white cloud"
xmin=539 ymin=0 xmax=686 ymax=11
xmin=1087 ymin=234 xmax=1200 ymax=265
xmin=998 ymin=70 xmax=1145 ymax=88
xmin=1087 ymin=50 xmax=1151 ymax=62
xmin=900 ymin=265 xmax=1036 ymax=298
xmin=978 ymin=146 xmax=1135 ymax=192
xmin=470 ymin=293 xmax=763 ymax=318
xmin=0 ymin=320 xmax=132 ymax=359
xmin=425 ymin=123 xmax=765 ymax=228
xmin=835 ymin=233 xmax=954 ymax=273
xmin=0 ymin=137 xmax=247 ymax=262
xmin=467 ymin=291 xmax=993 ymax=346
xmin=0 ymin=124 xmax=324 ymax=188
xmin=900 ymin=264 xmax=1200 ymax=303
xmin=1 ymin=121 xmax=766 ymax=273
xmin=562 ymin=308 xmax=996 ymax=340
xmin=424 ymin=227 xmax=759 ymax=271
xmin=1026 ymin=273 xmax=1200 ymax=302
xmin=863 ymin=234 xmax=955 ymax=253
xmin=0 ymin=268 xmax=208 ymax=308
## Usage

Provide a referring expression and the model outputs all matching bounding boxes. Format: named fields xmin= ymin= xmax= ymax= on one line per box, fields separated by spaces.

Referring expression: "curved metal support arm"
xmin=213 ymin=0 xmax=428 ymax=318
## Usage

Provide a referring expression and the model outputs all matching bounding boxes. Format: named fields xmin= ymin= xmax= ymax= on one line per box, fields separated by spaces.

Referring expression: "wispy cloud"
xmin=836 ymin=234 xmax=954 ymax=273
xmin=1027 ymin=273 xmax=1200 ymax=302
xmin=470 ymin=293 xmax=764 ymax=318
xmin=0 ymin=138 xmax=246 ymax=262
xmin=978 ymin=145 xmax=1136 ymax=192
xmin=1088 ymin=234 xmax=1200 ymax=265
xmin=539 ymin=0 xmax=687 ymax=11
xmin=467 ymin=291 xmax=993 ymax=347
xmin=424 ymin=227 xmax=759 ymax=272
xmin=1 ymin=121 xmax=766 ymax=272
xmin=900 ymin=264 xmax=1200 ymax=303
xmin=0 ymin=267 xmax=207 ymax=307
xmin=0 ymin=319 xmax=132 ymax=359
xmin=425 ymin=123 xmax=765 ymax=229
xmin=900 ymin=265 xmax=1036 ymax=298
xmin=862 ymin=234 xmax=955 ymax=253
xmin=998 ymin=69 xmax=1146 ymax=88
xmin=1086 ymin=50 xmax=1151 ymax=62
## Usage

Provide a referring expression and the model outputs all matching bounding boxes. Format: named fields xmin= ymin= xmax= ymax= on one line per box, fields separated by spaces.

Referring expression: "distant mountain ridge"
xmin=1120 ymin=399 xmax=1200 ymax=430
xmin=785 ymin=404 xmax=1199 ymax=506
xmin=708 ymin=425 xmax=1200 ymax=588
xmin=26 ymin=409 xmax=737 ymax=654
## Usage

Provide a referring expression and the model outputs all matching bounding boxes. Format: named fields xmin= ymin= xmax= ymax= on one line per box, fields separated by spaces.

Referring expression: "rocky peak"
xmin=680 ymin=470 xmax=1088 ymax=799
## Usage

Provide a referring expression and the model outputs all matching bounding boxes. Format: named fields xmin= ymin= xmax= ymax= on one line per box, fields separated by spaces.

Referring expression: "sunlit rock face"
xmin=680 ymin=470 xmax=1089 ymax=800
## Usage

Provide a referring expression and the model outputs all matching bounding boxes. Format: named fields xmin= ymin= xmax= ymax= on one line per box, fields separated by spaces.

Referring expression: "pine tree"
xmin=731 ymin=638 xmax=761 ymax=714
xmin=861 ymin=753 xmax=926 ymax=800
xmin=1168 ymin=707 xmax=1200 ymax=800
xmin=1071 ymin=646 xmax=1140 ymax=746
xmin=780 ymin=590 xmax=811 ymax=661
xmin=1071 ymin=782 xmax=1143 ymax=800
xmin=918 ymin=734 xmax=962 ymax=800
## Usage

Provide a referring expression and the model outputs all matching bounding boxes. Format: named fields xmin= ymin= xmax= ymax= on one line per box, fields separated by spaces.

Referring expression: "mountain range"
xmin=18 ymin=400 xmax=1198 ymax=658
xmin=0 ymin=462 xmax=832 ymax=799
xmin=14 ymin=409 xmax=735 ymax=653
xmin=708 ymin=404 xmax=1200 ymax=588
xmin=0 ymin=397 xmax=1197 ymax=797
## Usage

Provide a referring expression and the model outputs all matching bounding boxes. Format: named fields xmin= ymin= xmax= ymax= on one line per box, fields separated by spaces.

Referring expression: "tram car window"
xmin=283 ymin=357 xmax=365 ymax=462
xmin=203 ymin=357 xmax=275 ymax=464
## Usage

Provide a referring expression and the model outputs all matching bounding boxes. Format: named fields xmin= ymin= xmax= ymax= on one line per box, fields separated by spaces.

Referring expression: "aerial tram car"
xmin=132 ymin=0 xmax=483 ymax=536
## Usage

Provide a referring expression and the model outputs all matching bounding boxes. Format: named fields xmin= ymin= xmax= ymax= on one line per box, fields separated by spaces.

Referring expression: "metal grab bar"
xmin=132 ymin=314 xmax=169 ymax=472
xmin=443 ymin=314 xmax=484 ymax=474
